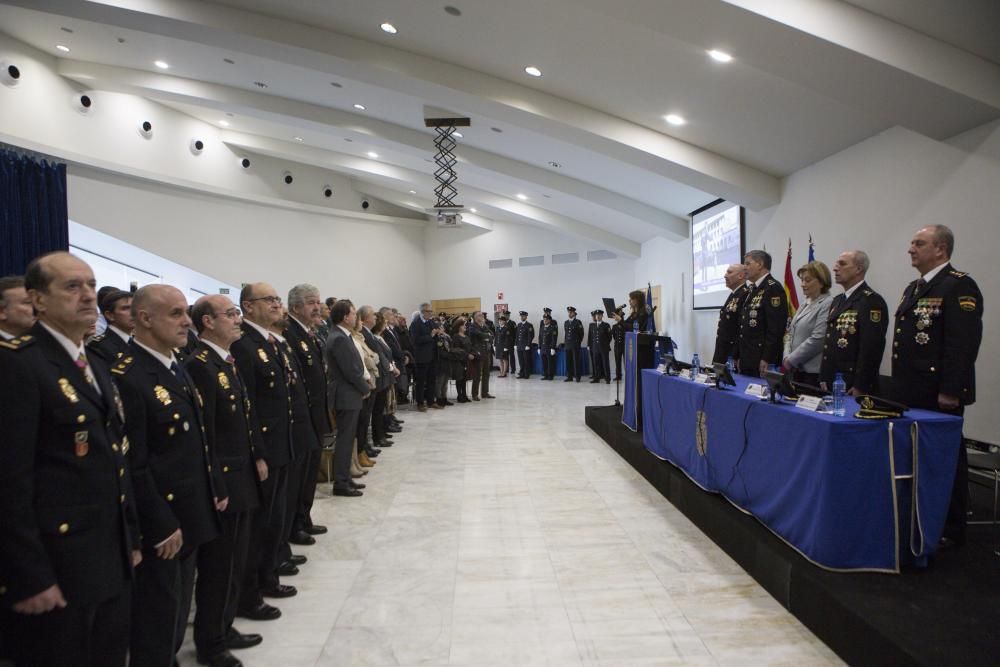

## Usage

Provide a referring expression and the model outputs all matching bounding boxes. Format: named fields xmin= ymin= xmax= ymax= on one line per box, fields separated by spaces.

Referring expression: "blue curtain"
xmin=0 ymin=148 xmax=69 ymax=276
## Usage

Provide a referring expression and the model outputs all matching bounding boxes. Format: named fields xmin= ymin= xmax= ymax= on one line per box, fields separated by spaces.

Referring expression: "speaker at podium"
xmin=622 ymin=331 xmax=672 ymax=431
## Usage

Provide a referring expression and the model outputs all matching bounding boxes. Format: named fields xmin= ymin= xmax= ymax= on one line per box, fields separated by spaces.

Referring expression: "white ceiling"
xmin=1 ymin=0 xmax=997 ymax=254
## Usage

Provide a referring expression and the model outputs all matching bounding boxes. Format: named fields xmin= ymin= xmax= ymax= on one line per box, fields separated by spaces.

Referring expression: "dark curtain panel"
xmin=0 ymin=147 xmax=69 ymax=276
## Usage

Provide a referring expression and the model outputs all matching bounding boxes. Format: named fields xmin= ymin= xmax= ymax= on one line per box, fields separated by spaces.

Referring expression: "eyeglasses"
xmin=247 ymin=296 xmax=282 ymax=305
xmin=217 ymin=308 xmax=241 ymax=318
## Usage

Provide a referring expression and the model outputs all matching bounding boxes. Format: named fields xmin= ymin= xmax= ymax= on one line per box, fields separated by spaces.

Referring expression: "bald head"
xmin=193 ymin=294 xmax=242 ymax=347
xmin=724 ymin=264 xmax=748 ymax=290
xmin=23 ymin=251 xmax=97 ymax=343
xmin=132 ymin=284 xmax=191 ymax=354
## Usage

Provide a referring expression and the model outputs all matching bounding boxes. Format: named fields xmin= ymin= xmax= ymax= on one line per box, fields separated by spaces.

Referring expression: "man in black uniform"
xmin=736 ymin=250 xmax=788 ymax=377
xmin=515 ymin=311 xmax=534 ymax=379
xmin=502 ymin=313 xmax=517 ymax=376
xmin=232 ymin=283 xmax=296 ymax=620
xmin=591 ymin=310 xmax=611 ymax=383
xmin=712 ymin=264 xmax=749 ymax=365
xmin=539 ymin=313 xmax=559 ymax=380
xmin=186 ymin=295 xmax=264 ymax=666
xmin=587 ymin=311 xmax=599 ymax=380
xmin=0 ymin=275 xmax=36 ymax=340
xmin=113 ymin=284 xmax=223 ymax=667
xmin=891 ymin=225 xmax=983 ymax=547
xmin=610 ymin=307 xmax=625 ymax=381
xmin=564 ymin=306 xmax=585 ymax=382
xmin=0 ymin=252 xmax=138 ymax=667
xmin=87 ymin=289 xmax=133 ymax=363
xmin=818 ymin=251 xmax=888 ymax=394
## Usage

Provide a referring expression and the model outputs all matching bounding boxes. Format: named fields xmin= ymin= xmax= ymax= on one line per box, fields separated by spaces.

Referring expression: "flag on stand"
xmin=645 ymin=282 xmax=655 ymax=333
xmin=783 ymin=238 xmax=799 ymax=317
xmin=808 ymin=235 xmax=815 ymax=262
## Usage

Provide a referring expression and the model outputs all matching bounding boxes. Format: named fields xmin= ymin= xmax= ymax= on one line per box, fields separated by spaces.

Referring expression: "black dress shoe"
xmin=375 ymin=439 xmax=393 ymax=447
xmin=444 ymin=400 xmax=454 ymax=406
xmin=276 ymin=562 xmax=299 ymax=576
xmin=605 ymin=380 xmax=610 ymax=384
xmin=350 ymin=480 xmax=366 ymax=489
xmin=386 ymin=425 xmax=402 ymax=433
xmin=197 ymin=650 xmax=242 ymax=667
xmin=564 ymin=377 xmax=573 ymax=382
xmin=365 ymin=448 xmax=381 ymax=457
xmin=304 ymin=524 xmax=327 ymax=535
xmin=392 ymin=417 xmax=405 ymax=424
xmin=589 ymin=378 xmax=600 ymax=383
xmin=289 ymin=530 xmax=316 ymax=546
xmin=261 ymin=584 xmax=297 ymax=599
xmin=289 ymin=554 xmax=307 ymax=565
xmin=333 ymin=486 xmax=363 ymax=497
xmin=236 ymin=602 xmax=281 ymax=621
xmin=224 ymin=628 xmax=263 ymax=650
xmin=483 ymin=394 xmax=495 ymax=399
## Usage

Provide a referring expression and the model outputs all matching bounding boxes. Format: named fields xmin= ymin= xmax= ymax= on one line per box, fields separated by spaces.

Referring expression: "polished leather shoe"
xmin=333 ymin=486 xmax=363 ymax=497
xmin=304 ymin=524 xmax=327 ymax=535
xmin=197 ymin=650 xmax=242 ymax=667
xmin=589 ymin=379 xmax=600 ymax=383
xmin=350 ymin=480 xmax=366 ymax=489
xmin=224 ymin=628 xmax=263 ymax=650
xmin=444 ymin=400 xmax=455 ymax=406
xmin=483 ymin=394 xmax=496 ymax=399
xmin=365 ymin=447 xmax=381 ymax=457
xmin=375 ymin=439 xmax=393 ymax=447
xmin=261 ymin=584 xmax=297 ymax=599
xmin=289 ymin=554 xmax=307 ymax=565
xmin=563 ymin=377 xmax=573 ymax=382
xmin=236 ymin=602 xmax=281 ymax=621
xmin=457 ymin=397 xmax=471 ymax=403
xmin=358 ymin=452 xmax=375 ymax=467
xmin=429 ymin=403 xmax=444 ymax=409
xmin=289 ymin=530 xmax=315 ymax=546
xmin=392 ymin=418 xmax=405 ymax=424
xmin=386 ymin=425 xmax=402 ymax=433
xmin=472 ymin=396 xmax=480 ymax=401
xmin=276 ymin=562 xmax=299 ymax=576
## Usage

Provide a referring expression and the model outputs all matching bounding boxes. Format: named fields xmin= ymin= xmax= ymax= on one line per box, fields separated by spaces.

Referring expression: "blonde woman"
xmin=783 ymin=260 xmax=833 ymax=386
xmin=352 ymin=310 xmax=381 ymax=467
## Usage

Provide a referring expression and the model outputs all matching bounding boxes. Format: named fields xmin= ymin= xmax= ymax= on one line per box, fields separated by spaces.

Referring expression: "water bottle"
xmin=726 ymin=356 xmax=735 ymax=375
xmin=691 ymin=353 xmax=701 ymax=377
xmin=832 ymin=372 xmax=846 ymax=417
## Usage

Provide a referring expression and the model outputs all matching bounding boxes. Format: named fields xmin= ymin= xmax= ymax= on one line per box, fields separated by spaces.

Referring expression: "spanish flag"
xmin=783 ymin=238 xmax=799 ymax=317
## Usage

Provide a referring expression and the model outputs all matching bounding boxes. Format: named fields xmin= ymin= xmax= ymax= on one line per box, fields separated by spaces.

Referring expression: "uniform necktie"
xmin=75 ymin=352 xmax=101 ymax=395
xmin=225 ymin=354 xmax=235 ymax=364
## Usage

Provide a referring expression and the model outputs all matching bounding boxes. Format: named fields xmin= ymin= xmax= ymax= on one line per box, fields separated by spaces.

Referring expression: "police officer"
xmin=819 ymin=251 xmax=888 ymax=394
xmin=712 ymin=264 xmax=749 ymax=365
xmin=87 ymin=289 xmax=133 ymax=364
xmin=495 ymin=313 xmax=510 ymax=377
xmin=113 ymin=284 xmax=223 ymax=667
xmin=892 ymin=225 xmax=983 ymax=548
xmin=591 ymin=310 xmax=611 ymax=383
xmin=587 ymin=311 xmax=598 ymax=380
xmin=539 ymin=313 xmax=559 ymax=380
xmin=736 ymin=250 xmax=788 ymax=377
xmin=610 ymin=307 xmax=625 ymax=381
xmin=564 ymin=306 xmax=584 ymax=382
xmin=0 ymin=252 xmax=138 ymax=667
xmin=514 ymin=311 xmax=534 ymax=379
xmin=502 ymin=313 xmax=517 ymax=376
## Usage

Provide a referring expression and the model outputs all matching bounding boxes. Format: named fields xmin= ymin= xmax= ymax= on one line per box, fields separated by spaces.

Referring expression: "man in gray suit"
xmin=324 ymin=300 xmax=369 ymax=497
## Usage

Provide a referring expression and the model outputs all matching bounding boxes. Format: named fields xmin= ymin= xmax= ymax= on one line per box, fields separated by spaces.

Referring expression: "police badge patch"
xmin=770 ymin=297 xmax=781 ymax=308
xmin=870 ymin=310 xmax=881 ymax=322
xmin=958 ymin=296 xmax=977 ymax=312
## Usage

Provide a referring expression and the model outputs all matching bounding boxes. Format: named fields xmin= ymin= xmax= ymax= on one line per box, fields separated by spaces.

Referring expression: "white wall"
xmin=638 ymin=121 xmax=1000 ymax=441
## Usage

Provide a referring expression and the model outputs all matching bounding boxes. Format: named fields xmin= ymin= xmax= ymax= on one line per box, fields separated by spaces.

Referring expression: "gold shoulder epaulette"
xmin=111 ymin=355 xmax=136 ymax=375
xmin=89 ymin=334 xmax=106 ymax=343
xmin=863 ymin=289 xmax=873 ymax=296
xmin=0 ymin=334 xmax=35 ymax=350
xmin=195 ymin=348 xmax=210 ymax=362
xmin=949 ymin=269 xmax=968 ymax=278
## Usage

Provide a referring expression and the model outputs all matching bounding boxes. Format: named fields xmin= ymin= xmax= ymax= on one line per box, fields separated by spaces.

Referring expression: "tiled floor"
xmin=178 ymin=375 xmax=842 ymax=666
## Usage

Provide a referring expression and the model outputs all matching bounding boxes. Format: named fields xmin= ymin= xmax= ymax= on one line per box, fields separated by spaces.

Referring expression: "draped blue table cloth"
xmin=640 ymin=369 xmax=963 ymax=572
xmin=530 ymin=346 xmax=591 ymax=376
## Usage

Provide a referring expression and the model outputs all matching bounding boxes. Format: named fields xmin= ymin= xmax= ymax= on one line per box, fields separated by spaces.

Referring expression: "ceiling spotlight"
xmin=547 ymin=161 xmax=561 ymax=168
xmin=253 ymin=81 xmax=268 ymax=88
xmin=353 ymin=103 xmax=366 ymax=110
xmin=367 ymin=151 xmax=379 ymax=158
xmin=470 ymin=207 xmax=477 ymax=213
xmin=453 ymin=131 xmax=463 ymax=138
xmin=409 ymin=190 xmax=417 ymax=194
xmin=293 ymin=136 xmax=304 ymax=142
xmin=61 ymin=27 xmax=74 ymax=33
xmin=223 ymin=58 xmax=235 ymax=64
xmin=225 ymin=112 xmax=234 ymax=117
xmin=708 ymin=49 xmax=733 ymax=63
xmin=664 ymin=114 xmax=686 ymax=126
xmin=516 ymin=193 xmax=528 ymax=201
xmin=490 ymin=127 xmax=503 ymax=133
xmin=219 ymin=120 xmax=230 ymax=127
xmin=524 ymin=66 xmax=542 ymax=77
xmin=444 ymin=6 xmax=462 ymax=16
xmin=344 ymin=138 xmax=353 ymax=142
xmin=330 ymin=81 xmax=343 ymax=88
xmin=154 ymin=60 xmax=169 ymax=70
xmin=55 ymin=45 xmax=70 ymax=53
xmin=380 ymin=22 xmax=397 ymax=34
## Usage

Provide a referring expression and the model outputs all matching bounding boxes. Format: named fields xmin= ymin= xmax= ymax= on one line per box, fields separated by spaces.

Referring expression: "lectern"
xmin=622 ymin=331 xmax=672 ymax=431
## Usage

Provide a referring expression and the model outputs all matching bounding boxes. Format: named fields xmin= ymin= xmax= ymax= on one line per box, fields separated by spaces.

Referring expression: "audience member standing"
xmin=409 ymin=303 xmax=441 ymax=411
xmin=325 ymin=301 xmax=369 ymax=497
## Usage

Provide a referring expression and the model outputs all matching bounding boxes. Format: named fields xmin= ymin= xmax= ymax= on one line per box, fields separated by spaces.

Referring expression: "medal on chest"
xmin=835 ymin=311 xmax=857 ymax=348
xmin=913 ymin=298 xmax=942 ymax=343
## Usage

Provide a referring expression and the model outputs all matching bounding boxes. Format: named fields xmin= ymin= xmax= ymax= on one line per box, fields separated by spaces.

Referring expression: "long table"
xmin=640 ymin=369 xmax=963 ymax=572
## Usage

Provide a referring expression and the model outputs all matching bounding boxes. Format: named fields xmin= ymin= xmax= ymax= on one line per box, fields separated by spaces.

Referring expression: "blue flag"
xmin=808 ymin=235 xmax=815 ymax=262
xmin=645 ymin=283 xmax=655 ymax=333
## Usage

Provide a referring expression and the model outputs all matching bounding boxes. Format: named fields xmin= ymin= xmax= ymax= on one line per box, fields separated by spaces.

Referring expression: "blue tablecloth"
xmin=528 ymin=346 xmax=591 ymax=376
xmin=641 ymin=369 xmax=963 ymax=572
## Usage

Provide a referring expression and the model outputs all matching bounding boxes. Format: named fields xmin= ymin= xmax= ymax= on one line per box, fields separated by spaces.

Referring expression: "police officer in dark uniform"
xmin=564 ymin=306 xmax=585 ymax=382
xmin=186 ymin=295 xmax=263 ymax=666
xmin=88 ymin=289 xmax=133 ymax=364
xmin=495 ymin=313 xmax=510 ymax=377
xmin=514 ymin=311 xmax=534 ymax=379
xmin=818 ymin=251 xmax=888 ymax=394
xmin=587 ymin=311 xmax=599 ymax=380
xmin=539 ymin=313 xmax=559 ymax=380
xmin=591 ymin=310 xmax=611 ymax=383
xmin=736 ymin=250 xmax=788 ymax=377
xmin=0 ymin=252 xmax=138 ymax=667
xmin=502 ymin=312 xmax=517 ymax=375
xmin=891 ymin=225 xmax=983 ymax=547
xmin=712 ymin=264 xmax=749 ymax=365
xmin=610 ymin=307 xmax=625 ymax=381
xmin=113 ymin=284 xmax=222 ymax=667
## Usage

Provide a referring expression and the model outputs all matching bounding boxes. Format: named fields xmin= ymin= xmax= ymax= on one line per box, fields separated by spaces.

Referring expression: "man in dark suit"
xmin=587 ymin=311 xmax=599 ymax=380
xmin=564 ymin=306 xmax=584 ymax=382
xmin=87 ymin=289 xmax=133 ymax=364
xmin=712 ymin=264 xmax=749 ymax=365
xmin=0 ymin=252 xmax=138 ymax=667
xmin=325 ymin=300 xmax=370 ymax=496
xmin=891 ymin=225 xmax=983 ymax=547
xmin=186 ymin=295 xmax=264 ymax=666
xmin=514 ymin=311 xmax=534 ymax=379
xmin=736 ymin=250 xmax=788 ymax=377
xmin=409 ymin=303 xmax=441 ymax=411
xmin=0 ymin=275 xmax=37 ymax=340
xmin=113 ymin=284 xmax=223 ymax=667
xmin=819 ymin=251 xmax=888 ymax=394
xmin=231 ymin=283 xmax=296 ymax=619
xmin=539 ymin=313 xmax=558 ymax=380
xmin=591 ymin=310 xmax=611 ymax=383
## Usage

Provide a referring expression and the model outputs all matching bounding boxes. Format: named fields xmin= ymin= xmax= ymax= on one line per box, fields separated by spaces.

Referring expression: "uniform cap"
xmin=567 ymin=306 xmax=576 ymax=312
xmin=595 ymin=309 xmax=604 ymax=315
xmin=519 ymin=310 xmax=528 ymax=316
xmin=542 ymin=307 xmax=552 ymax=313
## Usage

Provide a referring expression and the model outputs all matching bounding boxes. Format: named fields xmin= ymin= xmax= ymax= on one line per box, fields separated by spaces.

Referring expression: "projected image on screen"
xmin=691 ymin=200 xmax=745 ymax=309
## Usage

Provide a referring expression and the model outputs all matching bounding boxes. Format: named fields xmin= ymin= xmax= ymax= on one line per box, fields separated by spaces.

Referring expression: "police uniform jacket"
xmin=595 ymin=321 xmax=612 ymax=353
xmin=87 ymin=327 xmax=130 ymax=364
xmin=611 ymin=319 xmax=625 ymax=349
xmin=540 ymin=321 xmax=559 ymax=353
xmin=113 ymin=341 xmax=221 ymax=555
xmin=712 ymin=284 xmax=749 ymax=364
xmin=564 ymin=318 xmax=584 ymax=349
xmin=277 ymin=335 xmax=316 ymax=458
xmin=185 ymin=342 xmax=261 ymax=514
xmin=409 ymin=317 xmax=437 ymax=364
xmin=501 ymin=320 xmax=516 ymax=352
xmin=737 ymin=275 xmax=788 ymax=369
xmin=285 ymin=317 xmax=331 ymax=440
xmin=587 ymin=321 xmax=597 ymax=348
xmin=231 ymin=322 xmax=293 ymax=468
xmin=515 ymin=321 xmax=534 ymax=349
xmin=0 ymin=325 xmax=136 ymax=607
xmin=818 ymin=282 xmax=888 ymax=393
xmin=891 ymin=264 xmax=983 ymax=407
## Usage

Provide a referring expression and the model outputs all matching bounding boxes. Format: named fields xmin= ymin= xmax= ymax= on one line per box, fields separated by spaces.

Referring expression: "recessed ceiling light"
xmin=344 ymin=138 xmax=353 ymax=142
xmin=664 ymin=114 xmax=686 ymax=126
xmin=154 ymin=60 xmax=169 ymax=70
xmin=367 ymin=151 xmax=379 ymax=158
xmin=223 ymin=58 xmax=235 ymax=65
xmin=490 ymin=127 xmax=503 ymax=133
xmin=253 ymin=81 xmax=268 ymax=88
xmin=516 ymin=193 xmax=528 ymax=201
xmin=409 ymin=190 xmax=417 ymax=194
xmin=56 ymin=45 xmax=70 ymax=53
xmin=353 ymin=103 xmax=366 ymax=110
xmin=225 ymin=112 xmax=234 ymax=117
xmin=117 ymin=37 xmax=126 ymax=44
xmin=293 ymin=136 xmax=304 ymax=142
xmin=453 ymin=131 xmax=463 ymax=138
xmin=547 ymin=161 xmax=561 ymax=168
xmin=524 ymin=66 xmax=542 ymax=77
xmin=219 ymin=120 xmax=230 ymax=127
xmin=60 ymin=27 xmax=74 ymax=33
xmin=470 ymin=207 xmax=477 ymax=213
xmin=708 ymin=49 xmax=733 ymax=63
xmin=444 ymin=5 xmax=462 ymax=16
xmin=380 ymin=22 xmax=397 ymax=34
xmin=330 ymin=81 xmax=343 ymax=88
